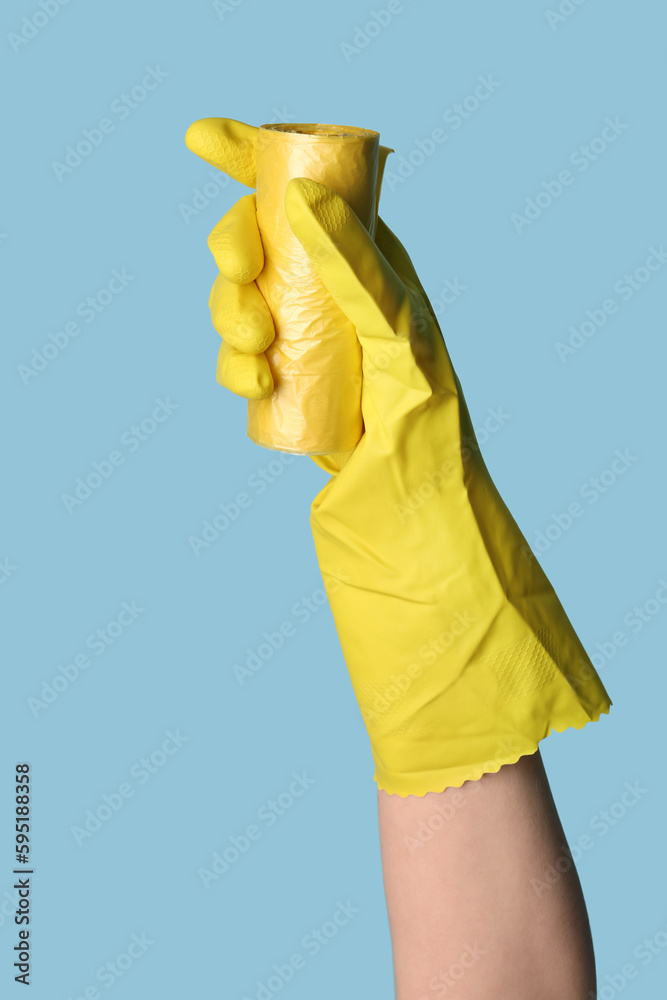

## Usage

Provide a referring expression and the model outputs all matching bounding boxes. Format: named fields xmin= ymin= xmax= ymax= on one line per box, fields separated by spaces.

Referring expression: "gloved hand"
xmin=186 ymin=119 xmax=612 ymax=797
xmin=184 ymin=117 xmax=392 ymax=471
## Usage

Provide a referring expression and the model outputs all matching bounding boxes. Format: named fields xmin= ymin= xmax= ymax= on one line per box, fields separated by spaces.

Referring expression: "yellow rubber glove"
xmin=186 ymin=120 xmax=612 ymax=796
xmin=184 ymin=117 xmax=392 ymax=472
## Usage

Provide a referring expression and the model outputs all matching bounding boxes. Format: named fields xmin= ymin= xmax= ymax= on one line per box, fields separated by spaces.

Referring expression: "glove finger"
xmin=216 ymin=340 xmax=273 ymax=400
xmin=284 ymin=177 xmax=407 ymax=338
xmin=284 ymin=177 xmax=433 ymax=408
xmin=209 ymin=272 xmax=275 ymax=354
xmin=207 ymin=193 xmax=264 ymax=283
xmin=184 ymin=117 xmax=258 ymax=187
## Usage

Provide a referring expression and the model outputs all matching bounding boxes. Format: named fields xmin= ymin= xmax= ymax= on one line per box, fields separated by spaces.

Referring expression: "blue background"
xmin=2 ymin=1 xmax=665 ymax=997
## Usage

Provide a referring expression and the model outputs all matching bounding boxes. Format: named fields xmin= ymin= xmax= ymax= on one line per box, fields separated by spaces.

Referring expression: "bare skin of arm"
xmin=377 ymin=749 xmax=597 ymax=999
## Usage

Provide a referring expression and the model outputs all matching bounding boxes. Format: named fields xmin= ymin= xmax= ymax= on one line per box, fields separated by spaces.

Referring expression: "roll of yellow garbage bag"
xmin=248 ymin=123 xmax=380 ymax=456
